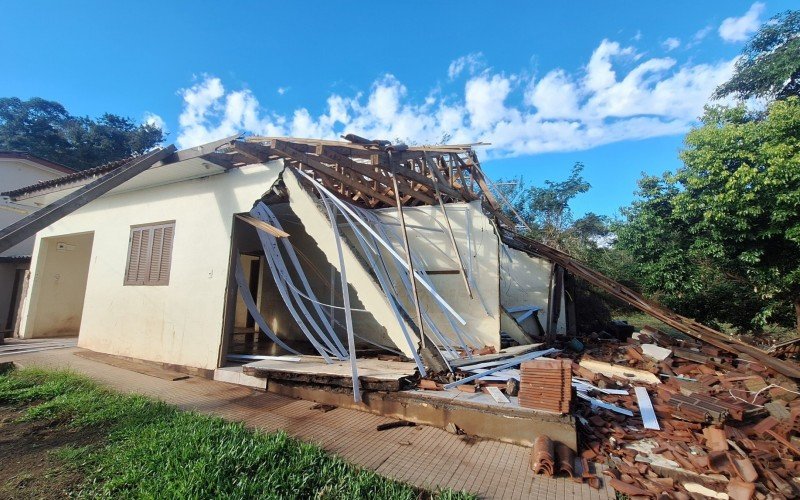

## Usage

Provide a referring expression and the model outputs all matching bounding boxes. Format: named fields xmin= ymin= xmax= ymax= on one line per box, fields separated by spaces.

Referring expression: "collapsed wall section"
xmin=282 ymin=170 xmax=419 ymax=357
xmin=369 ymin=201 xmax=501 ymax=350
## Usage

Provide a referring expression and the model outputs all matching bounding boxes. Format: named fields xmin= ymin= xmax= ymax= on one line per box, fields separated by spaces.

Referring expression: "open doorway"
xmin=22 ymin=232 xmax=94 ymax=338
xmin=220 ymin=201 xmax=400 ymax=367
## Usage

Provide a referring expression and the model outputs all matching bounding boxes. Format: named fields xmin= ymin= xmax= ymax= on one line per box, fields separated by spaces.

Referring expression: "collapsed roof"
xmin=3 ymin=134 xmax=799 ymax=379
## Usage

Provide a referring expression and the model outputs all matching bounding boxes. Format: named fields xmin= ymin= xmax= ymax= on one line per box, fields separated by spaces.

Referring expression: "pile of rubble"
xmin=572 ymin=325 xmax=800 ymax=499
xmin=416 ymin=324 xmax=799 ymax=498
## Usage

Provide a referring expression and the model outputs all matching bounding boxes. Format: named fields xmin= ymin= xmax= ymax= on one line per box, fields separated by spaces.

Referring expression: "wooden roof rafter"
xmin=235 ymin=136 xmax=484 ymax=210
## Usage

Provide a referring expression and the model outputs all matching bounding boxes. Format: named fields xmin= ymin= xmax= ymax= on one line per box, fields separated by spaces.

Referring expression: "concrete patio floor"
xmin=1 ymin=343 xmax=613 ymax=500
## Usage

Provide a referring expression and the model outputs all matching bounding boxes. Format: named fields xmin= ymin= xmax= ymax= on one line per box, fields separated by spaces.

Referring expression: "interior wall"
xmin=23 ymin=232 xmax=94 ymax=337
xmin=283 ymin=171 xmax=417 ymax=356
xmin=19 ymin=162 xmax=283 ymax=370
xmin=499 ymin=247 xmax=552 ymax=340
xmin=234 ymin=255 xmax=259 ymax=329
xmin=369 ymin=200 xmax=501 ymax=350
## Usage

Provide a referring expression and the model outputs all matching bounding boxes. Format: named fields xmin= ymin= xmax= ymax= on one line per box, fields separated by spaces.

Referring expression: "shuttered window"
xmin=124 ymin=221 xmax=175 ymax=286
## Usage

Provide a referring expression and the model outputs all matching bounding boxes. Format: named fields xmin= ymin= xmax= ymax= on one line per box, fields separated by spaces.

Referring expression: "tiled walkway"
xmin=4 ymin=345 xmax=612 ymax=499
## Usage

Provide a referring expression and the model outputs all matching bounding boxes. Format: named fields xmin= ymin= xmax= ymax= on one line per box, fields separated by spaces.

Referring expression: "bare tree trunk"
xmin=796 ymin=299 xmax=800 ymax=334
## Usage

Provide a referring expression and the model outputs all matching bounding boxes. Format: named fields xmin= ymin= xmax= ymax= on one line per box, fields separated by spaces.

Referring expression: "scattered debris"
xmin=444 ymin=422 xmax=462 ymax=435
xmin=418 ymin=379 xmax=443 ymax=391
xmin=573 ymin=325 xmax=800 ymax=498
xmin=530 ymin=435 xmax=555 ymax=476
xmin=310 ymin=403 xmax=337 ymax=412
xmin=634 ymin=386 xmax=660 ymax=430
xmin=579 ymin=358 xmax=662 ymax=385
xmin=641 ymin=343 xmax=672 ymax=361
xmin=484 ymin=386 xmax=510 ymax=404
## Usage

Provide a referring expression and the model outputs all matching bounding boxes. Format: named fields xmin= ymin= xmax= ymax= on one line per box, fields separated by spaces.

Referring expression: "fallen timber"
xmin=500 ymin=231 xmax=800 ymax=380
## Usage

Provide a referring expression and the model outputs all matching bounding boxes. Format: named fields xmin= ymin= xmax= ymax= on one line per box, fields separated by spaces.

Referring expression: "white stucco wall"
xmin=19 ymin=162 xmax=282 ymax=370
xmin=1 ymin=157 xmax=71 ymax=257
xmin=499 ymin=247 xmax=552 ymax=341
xmin=283 ymin=171 xmax=416 ymax=356
xmin=371 ymin=201 xmax=502 ymax=350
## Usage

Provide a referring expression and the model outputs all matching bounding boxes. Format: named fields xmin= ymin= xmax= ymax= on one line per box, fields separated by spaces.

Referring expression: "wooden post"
xmin=390 ymin=160 xmax=426 ymax=350
xmin=427 ymin=154 xmax=472 ymax=299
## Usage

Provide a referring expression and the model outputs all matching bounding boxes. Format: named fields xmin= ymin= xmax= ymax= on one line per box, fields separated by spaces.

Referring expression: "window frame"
xmin=123 ymin=220 xmax=176 ymax=286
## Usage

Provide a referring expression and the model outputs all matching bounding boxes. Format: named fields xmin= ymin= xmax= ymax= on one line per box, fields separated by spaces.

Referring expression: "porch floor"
xmin=3 ymin=345 xmax=613 ymax=500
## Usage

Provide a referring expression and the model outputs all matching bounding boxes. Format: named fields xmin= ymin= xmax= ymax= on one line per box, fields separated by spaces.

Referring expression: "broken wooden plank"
xmin=235 ymin=214 xmax=289 ymax=238
xmin=484 ymin=386 xmax=510 ymax=403
xmin=579 ymin=359 xmax=661 ymax=385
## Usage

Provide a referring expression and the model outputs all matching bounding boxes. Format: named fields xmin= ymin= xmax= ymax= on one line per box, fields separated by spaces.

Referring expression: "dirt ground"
xmin=0 ymin=406 xmax=103 ymax=499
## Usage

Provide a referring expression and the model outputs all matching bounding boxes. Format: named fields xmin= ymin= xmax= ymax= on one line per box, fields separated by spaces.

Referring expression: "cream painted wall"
xmin=371 ymin=201 xmax=501 ymax=350
xmin=499 ymin=247 xmax=552 ymax=341
xmin=283 ymin=171 xmax=417 ymax=356
xmin=24 ymin=232 xmax=94 ymax=337
xmin=19 ymin=162 xmax=282 ymax=370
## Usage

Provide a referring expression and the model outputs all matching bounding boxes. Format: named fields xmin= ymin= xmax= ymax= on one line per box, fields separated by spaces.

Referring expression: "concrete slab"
xmin=214 ymin=366 xmax=267 ymax=389
xmin=242 ymin=356 xmax=416 ymax=391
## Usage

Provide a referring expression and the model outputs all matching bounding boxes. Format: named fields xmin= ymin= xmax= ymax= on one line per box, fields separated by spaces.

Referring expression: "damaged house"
xmin=3 ymin=136 xmax=800 ymax=496
xmin=4 ymin=136 xmax=564 ymax=365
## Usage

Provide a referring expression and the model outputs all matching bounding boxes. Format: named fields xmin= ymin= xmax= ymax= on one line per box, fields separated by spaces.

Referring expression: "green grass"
xmin=611 ymin=311 xmax=683 ymax=337
xmin=0 ymin=367 xmax=474 ymax=500
xmin=612 ymin=310 xmax=799 ymax=345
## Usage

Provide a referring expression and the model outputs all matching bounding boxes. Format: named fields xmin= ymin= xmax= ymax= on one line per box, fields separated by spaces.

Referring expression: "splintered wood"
xmin=519 ymin=358 xmax=572 ymax=413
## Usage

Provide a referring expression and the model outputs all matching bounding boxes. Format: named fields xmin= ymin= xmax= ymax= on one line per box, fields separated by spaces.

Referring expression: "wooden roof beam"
xmin=318 ymin=147 xmax=437 ymax=205
xmin=269 ymin=140 xmax=398 ymax=207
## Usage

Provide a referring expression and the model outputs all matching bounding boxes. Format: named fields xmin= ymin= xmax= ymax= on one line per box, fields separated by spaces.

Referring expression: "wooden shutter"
xmin=124 ymin=221 xmax=175 ymax=286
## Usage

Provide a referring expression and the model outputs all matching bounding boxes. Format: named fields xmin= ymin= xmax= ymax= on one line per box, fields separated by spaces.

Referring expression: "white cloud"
xmin=662 ymin=37 xmax=681 ymax=51
xmin=173 ymin=39 xmax=735 ymax=157
xmin=524 ymin=70 xmax=581 ymax=119
xmin=719 ymin=2 xmax=764 ymax=43
xmin=465 ymin=74 xmax=512 ymax=129
xmin=448 ymin=52 xmax=485 ymax=80
xmin=277 ymin=86 xmax=289 ymax=95
xmin=143 ymin=112 xmax=166 ymax=132
xmin=693 ymin=26 xmax=713 ymax=43
xmin=584 ymin=40 xmax=636 ymax=92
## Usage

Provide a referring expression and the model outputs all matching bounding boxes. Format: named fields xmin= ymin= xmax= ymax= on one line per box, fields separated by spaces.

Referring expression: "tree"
xmin=0 ymin=97 xmax=164 ymax=170
xmin=714 ymin=10 xmax=800 ymax=101
xmin=493 ymin=165 xmax=621 ymax=331
xmin=618 ymin=99 xmax=800 ymax=332
xmin=501 ymin=163 xmax=592 ymax=250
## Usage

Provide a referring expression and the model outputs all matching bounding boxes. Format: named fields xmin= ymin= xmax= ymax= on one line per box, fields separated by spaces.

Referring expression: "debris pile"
xmin=413 ymin=323 xmax=800 ymax=497
xmin=574 ymin=325 xmax=800 ymax=499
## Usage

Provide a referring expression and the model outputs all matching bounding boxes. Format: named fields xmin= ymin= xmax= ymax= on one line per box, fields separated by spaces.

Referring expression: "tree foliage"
xmin=618 ymin=98 xmax=800 ymax=331
xmin=497 ymin=163 xmax=608 ymax=252
xmin=0 ymin=97 xmax=164 ymax=170
xmin=714 ymin=10 xmax=800 ymax=100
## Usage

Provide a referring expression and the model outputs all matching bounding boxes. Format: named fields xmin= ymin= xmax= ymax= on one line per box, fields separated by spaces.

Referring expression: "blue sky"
xmin=1 ymin=1 xmax=793 ymax=216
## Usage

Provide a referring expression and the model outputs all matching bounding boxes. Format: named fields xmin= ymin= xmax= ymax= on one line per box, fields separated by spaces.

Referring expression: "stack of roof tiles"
xmin=519 ymin=358 xmax=571 ymax=413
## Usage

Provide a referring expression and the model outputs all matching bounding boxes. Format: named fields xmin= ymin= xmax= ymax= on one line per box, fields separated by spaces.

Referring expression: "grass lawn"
xmin=0 ymin=365 xmax=474 ymax=499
